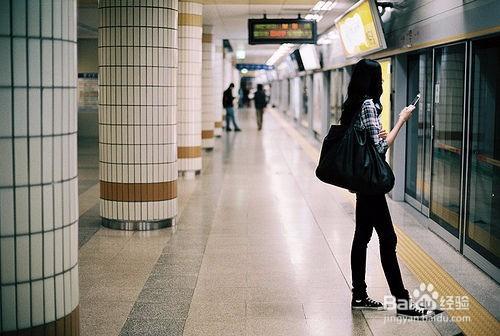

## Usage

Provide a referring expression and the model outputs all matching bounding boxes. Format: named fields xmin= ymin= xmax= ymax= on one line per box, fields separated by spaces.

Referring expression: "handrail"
xmin=435 ymin=142 xmax=500 ymax=168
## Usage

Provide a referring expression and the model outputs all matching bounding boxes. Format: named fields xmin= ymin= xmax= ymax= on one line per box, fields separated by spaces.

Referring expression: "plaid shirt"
xmin=354 ymin=99 xmax=388 ymax=154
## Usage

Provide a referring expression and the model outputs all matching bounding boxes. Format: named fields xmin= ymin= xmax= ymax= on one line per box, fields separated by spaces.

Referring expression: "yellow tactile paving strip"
xmin=396 ymin=226 xmax=499 ymax=336
xmin=269 ymin=108 xmax=500 ymax=336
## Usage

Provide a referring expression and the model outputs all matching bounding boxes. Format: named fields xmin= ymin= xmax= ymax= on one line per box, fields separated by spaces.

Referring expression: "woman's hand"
xmin=398 ymin=105 xmax=416 ymax=123
xmin=379 ymin=129 xmax=388 ymax=140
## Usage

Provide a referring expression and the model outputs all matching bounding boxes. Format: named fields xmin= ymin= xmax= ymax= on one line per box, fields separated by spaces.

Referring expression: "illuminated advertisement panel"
xmin=335 ymin=0 xmax=386 ymax=57
xmin=248 ymin=19 xmax=317 ymax=44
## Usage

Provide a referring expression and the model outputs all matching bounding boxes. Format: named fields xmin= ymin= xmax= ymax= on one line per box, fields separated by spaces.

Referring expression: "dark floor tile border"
xmin=119 ymin=161 xmax=225 ymax=335
xmin=78 ymin=204 xmax=102 ymax=247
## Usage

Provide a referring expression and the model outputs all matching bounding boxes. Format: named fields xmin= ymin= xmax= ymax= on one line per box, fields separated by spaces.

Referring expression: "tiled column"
xmin=223 ymin=51 xmax=233 ymax=89
xmin=177 ymin=0 xmax=202 ymax=176
xmin=213 ymin=39 xmax=223 ymax=137
xmin=98 ymin=1 xmax=178 ymax=230
xmin=0 ymin=0 xmax=80 ymax=334
xmin=201 ymin=26 xmax=215 ymax=149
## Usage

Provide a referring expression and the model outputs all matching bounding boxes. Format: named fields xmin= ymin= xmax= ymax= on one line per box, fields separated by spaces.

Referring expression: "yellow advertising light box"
xmin=335 ymin=0 xmax=387 ymax=57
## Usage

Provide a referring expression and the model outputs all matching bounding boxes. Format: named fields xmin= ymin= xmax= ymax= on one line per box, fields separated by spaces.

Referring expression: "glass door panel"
xmin=330 ymin=70 xmax=342 ymax=125
xmin=280 ymin=79 xmax=289 ymax=114
xmin=300 ymin=75 xmax=311 ymax=128
xmin=406 ymin=52 xmax=433 ymax=211
xmin=312 ymin=72 xmax=324 ymax=135
xmin=430 ymin=44 xmax=466 ymax=238
xmin=466 ymin=36 xmax=500 ymax=267
xmin=291 ymin=77 xmax=301 ymax=120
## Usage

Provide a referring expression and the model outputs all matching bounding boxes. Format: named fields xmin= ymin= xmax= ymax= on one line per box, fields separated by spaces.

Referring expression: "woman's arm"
xmin=360 ymin=100 xmax=388 ymax=154
xmin=385 ymin=105 xmax=415 ymax=147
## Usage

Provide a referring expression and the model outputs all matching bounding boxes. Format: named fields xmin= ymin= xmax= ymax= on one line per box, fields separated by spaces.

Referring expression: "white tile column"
xmin=177 ymin=0 xmax=203 ymax=176
xmin=98 ymin=0 xmax=179 ymax=230
xmin=0 ymin=0 xmax=80 ymax=333
xmin=213 ymin=38 xmax=223 ymax=137
xmin=223 ymin=50 xmax=233 ymax=89
xmin=201 ymin=26 xmax=215 ymax=149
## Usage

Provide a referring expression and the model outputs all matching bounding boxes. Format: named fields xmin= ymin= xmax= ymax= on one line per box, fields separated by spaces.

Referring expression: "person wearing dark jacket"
xmin=253 ymin=84 xmax=268 ymax=130
xmin=222 ymin=83 xmax=241 ymax=131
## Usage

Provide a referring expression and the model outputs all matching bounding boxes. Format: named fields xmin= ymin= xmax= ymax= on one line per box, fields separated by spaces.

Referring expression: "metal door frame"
xmin=462 ymin=37 xmax=500 ymax=282
xmin=427 ymin=41 xmax=469 ymax=251
xmin=402 ymin=39 xmax=499 ymax=281
xmin=403 ymin=52 xmax=431 ymax=216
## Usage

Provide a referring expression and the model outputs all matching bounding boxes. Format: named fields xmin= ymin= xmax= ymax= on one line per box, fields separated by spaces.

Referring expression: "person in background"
xmin=253 ymin=84 xmax=268 ymax=131
xmin=223 ymin=83 xmax=241 ymax=132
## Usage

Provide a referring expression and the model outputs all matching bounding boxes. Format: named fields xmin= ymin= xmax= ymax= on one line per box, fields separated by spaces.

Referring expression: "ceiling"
xmin=78 ymin=0 xmax=355 ymax=64
xmin=202 ymin=1 xmax=352 ymax=63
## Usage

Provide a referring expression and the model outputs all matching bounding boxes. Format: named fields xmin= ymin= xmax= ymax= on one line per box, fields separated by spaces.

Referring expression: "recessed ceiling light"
xmin=313 ymin=1 xmax=325 ymax=11
xmin=322 ymin=1 xmax=336 ymax=11
xmin=235 ymin=50 xmax=246 ymax=60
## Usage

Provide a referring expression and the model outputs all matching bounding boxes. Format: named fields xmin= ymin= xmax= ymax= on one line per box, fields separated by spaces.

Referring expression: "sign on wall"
xmin=335 ymin=0 xmax=386 ymax=57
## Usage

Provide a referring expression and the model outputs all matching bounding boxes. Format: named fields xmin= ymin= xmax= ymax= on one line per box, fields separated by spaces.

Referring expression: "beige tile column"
xmin=0 ymin=0 xmax=80 ymax=334
xmin=178 ymin=0 xmax=203 ymax=177
xmin=98 ymin=0 xmax=178 ymax=230
xmin=201 ymin=26 xmax=215 ymax=149
xmin=213 ymin=38 xmax=223 ymax=137
xmin=223 ymin=50 xmax=233 ymax=91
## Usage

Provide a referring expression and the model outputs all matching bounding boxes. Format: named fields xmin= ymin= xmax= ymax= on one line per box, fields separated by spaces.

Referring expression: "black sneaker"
xmin=396 ymin=300 xmax=441 ymax=320
xmin=351 ymin=297 xmax=385 ymax=310
xmin=226 ymin=128 xmax=232 ymax=132
xmin=235 ymin=128 xmax=242 ymax=132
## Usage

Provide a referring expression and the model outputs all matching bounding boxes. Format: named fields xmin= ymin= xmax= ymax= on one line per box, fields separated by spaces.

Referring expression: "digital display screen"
xmin=249 ymin=19 xmax=317 ymax=44
xmin=299 ymin=45 xmax=321 ymax=71
xmin=290 ymin=49 xmax=305 ymax=72
xmin=335 ymin=0 xmax=386 ymax=57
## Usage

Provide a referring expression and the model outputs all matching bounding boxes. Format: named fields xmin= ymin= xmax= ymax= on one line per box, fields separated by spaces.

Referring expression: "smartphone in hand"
xmin=411 ymin=93 xmax=421 ymax=106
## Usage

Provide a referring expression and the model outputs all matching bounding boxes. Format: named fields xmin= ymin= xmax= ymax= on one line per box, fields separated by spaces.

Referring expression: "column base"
xmin=1 ymin=306 xmax=80 ymax=336
xmin=101 ymin=217 xmax=175 ymax=231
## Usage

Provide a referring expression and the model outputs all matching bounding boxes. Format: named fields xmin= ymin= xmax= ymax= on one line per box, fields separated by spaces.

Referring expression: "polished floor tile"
xmin=77 ymin=111 xmax=476 ymax=336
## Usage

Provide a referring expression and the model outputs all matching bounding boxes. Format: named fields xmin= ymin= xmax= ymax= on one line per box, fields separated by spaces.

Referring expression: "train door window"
xmin=405 ymin=51 xmax=433 ymax=213
xmin=466 ymin=36 xmax=500 ymax=268
xmin=430 ymin=43 xmax=466 ymax=239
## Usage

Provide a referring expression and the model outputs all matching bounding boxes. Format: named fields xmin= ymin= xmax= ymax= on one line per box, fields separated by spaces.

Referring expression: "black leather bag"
xmin=315 ymin=118 xmax=395 ymax=195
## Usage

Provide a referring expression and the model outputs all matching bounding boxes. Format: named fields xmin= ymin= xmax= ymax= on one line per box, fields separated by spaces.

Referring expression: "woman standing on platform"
xmin=342 ymin=59 xmax=438 ymax=319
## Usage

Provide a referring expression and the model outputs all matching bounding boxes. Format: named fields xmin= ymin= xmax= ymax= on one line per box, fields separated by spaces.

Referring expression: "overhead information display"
xmin=335 ymin=0 xmax=386 ymax=57
xmin=248 ymin=19 xmax=317 ymax=45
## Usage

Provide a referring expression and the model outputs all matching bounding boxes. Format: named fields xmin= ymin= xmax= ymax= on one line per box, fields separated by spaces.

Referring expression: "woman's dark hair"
xmin=257 ymin=84 xmax=263 ymax=91
xmin=340 ymin=59 xmax=383 ymax=125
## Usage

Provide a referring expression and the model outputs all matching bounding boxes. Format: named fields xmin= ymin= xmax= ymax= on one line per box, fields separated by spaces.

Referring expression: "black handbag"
xmin=315 ymin=114 xmax=395 ymax=195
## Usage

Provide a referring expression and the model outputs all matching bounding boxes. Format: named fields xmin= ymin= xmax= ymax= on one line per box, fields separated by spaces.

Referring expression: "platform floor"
xmin=76 ymin=108 xmax=498 ymax=336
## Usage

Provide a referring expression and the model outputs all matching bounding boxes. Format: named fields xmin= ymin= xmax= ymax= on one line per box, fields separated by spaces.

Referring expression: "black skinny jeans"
xmin=351 ymin=193 xmax=409 ymax=300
